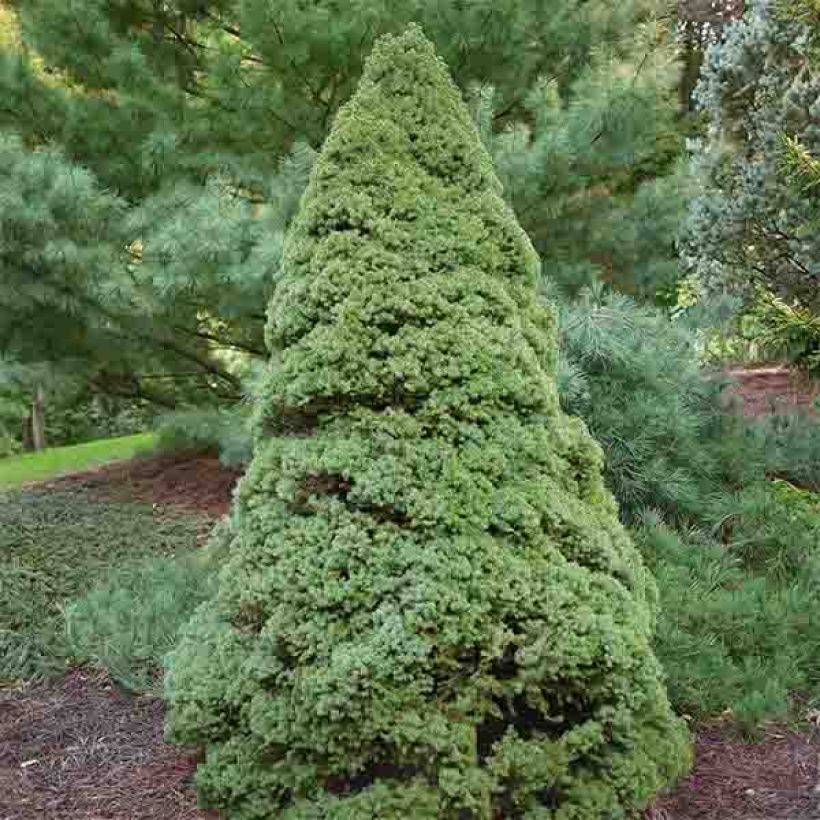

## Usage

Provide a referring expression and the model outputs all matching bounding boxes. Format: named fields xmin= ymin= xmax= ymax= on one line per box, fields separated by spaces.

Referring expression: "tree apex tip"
xmin=374 ymin=22 xmax=434 ymax=55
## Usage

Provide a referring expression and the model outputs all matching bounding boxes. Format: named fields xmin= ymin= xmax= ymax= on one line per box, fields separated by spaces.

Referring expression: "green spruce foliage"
xmin=166 ymin=28 xmax=689 ymax=819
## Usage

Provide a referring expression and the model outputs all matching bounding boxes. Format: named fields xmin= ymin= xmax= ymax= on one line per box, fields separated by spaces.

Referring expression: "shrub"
xmin=166 ymin=27 xmax=689 ymax=819
xmin=64 ymin=540 xmax=223 ymax=692
xmin=744 ymin=290 xmax=820 ymax=373
xmin=558 ymin=290 xmax=762 ymax=525
xmin=695 ymin=288 xmax=820 ymax=373
xmin=637 ymin=520 xmax=820 ymax=729
xmin=0 ymin=423 xmax=20 ymax=458
xmin=757 ymin=410 xmax=820 ymax=492
xmin=44 ymin=394 xmax=157 ymax=447
xmin=710 ymin=480 xmax=820 ymax=581
xmin=155 ymin=407 xmax=253 ymax=466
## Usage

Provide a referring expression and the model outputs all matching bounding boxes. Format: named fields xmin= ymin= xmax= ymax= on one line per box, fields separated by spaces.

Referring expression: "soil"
xmin=725 ymin=366 xmax=820 ymax=417
xmin=3 ymin=665 xmax=818 ymax=819
xmin=0 ymin=667 xmax=215 ymax=820
xmin=48 ymin=450 xmax=243 ymax=518
xmin=650 ymin=724 xmax=820 ymax=819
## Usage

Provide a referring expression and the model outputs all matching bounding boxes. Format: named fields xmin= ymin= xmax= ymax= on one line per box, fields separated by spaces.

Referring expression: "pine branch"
xmin=268 ymin=15 xmax=332 ymax=115
xmin=16 ymin=268 xmax=243 ymax=396
xmin=171 ymin=324 xmax=266 ymax=356
xmin=89 ymin=372 xmax=178 ymax=408
xmin=591 ymin=47 xmax=653 ymax=145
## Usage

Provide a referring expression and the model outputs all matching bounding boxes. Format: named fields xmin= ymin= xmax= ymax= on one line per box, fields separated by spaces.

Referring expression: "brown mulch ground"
xmin=2 ymin=666 xmax=818 ymax=820
xmin=725 ymin=365 xmax=820 ymax=417
xmin=651 ymin=725 xmax=820 ymax=819
xmin=0 ymin=668 xmax=215 ymax=820
xmin=49 ymin=450 xmax=242 ymax=518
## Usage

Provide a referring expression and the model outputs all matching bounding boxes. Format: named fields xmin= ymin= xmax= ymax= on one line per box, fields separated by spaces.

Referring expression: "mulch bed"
xmin=48 ymin=451 xmax=242 ymax=518
xmin=651 ymin=724 xmax=820 ymax=819
xmin=0 ymin=668 xmax=215 ymax=820
xmin=725 ymin=366 xmax=819 ymax=417
xmin=3 ymin=667 xmax=818 ymax=819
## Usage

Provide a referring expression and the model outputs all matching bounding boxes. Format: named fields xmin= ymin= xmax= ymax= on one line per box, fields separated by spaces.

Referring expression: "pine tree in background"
xmin=476 ymin=18 xmax=684 ymax=300
xmin=0 ymin=134 xmax=235 ymax=410
xmin=166 ymin=28 xmax=689 ymax=819
xmin=0 ymin=0 xmax=686 ymax=408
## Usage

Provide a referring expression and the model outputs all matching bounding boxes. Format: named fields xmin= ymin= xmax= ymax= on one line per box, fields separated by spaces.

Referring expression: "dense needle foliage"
xmin=166 ymin=28 xmax=689 ymax=819
xmin=683 ymin=0 xmax=820 ymax=316
xmin=557 ymin=292 xmax=740 ymax=524
xmin=0 ymin=0 xmax=682 ymax=414
xmin=637 ymin=510 xmax=820 ymax=729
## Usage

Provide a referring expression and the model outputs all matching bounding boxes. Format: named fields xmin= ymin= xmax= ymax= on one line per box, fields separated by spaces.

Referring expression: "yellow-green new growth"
xmin=166 ymin=25 xmax=690 ymax=818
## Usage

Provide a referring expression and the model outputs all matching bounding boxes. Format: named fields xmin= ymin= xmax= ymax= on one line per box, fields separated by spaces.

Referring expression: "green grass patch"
xmin=0 ymin=433 xmax=157 ymax=489
xmin=0 ymin=483 xmax=209 ymax=683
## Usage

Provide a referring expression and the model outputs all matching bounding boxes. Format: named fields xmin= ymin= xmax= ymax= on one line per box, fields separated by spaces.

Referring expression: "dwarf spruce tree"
xmin=166 ymin=27 xmax=690 ymax=819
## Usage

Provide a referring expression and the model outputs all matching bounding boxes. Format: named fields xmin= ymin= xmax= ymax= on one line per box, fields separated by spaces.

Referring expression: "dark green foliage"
xmin=0 ymin=0 xmax=685 ymax=408
xmin=710 ymin=480 xmax=820 ymax=581
xmin=0 ymin=359 xmax=156 ymax=454
xmin=637 ymin=513 xmax=820 ymax=729
xmin=758 ymin=410 xmax=820 ymax=492
xmin=0 ymin=484 xmax=208 ymax=681
xmin=0 ymin=427 xmax=19 ymax=458
xmin=558 ymin=290 xmax=762 ymax=525
xmin=43 ymin=394 xmax=155 ymax=448
xmin=166 ymin=29 xmax=689 ymax=819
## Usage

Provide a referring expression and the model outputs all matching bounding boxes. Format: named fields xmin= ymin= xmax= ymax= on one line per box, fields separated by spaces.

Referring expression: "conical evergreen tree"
xmin=166 ymin=26 xmax=690 ymax=819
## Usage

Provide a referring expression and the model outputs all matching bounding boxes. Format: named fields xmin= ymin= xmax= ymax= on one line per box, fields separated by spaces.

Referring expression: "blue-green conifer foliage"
xmin=166 ymin=27 xmax=690 ymax=818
